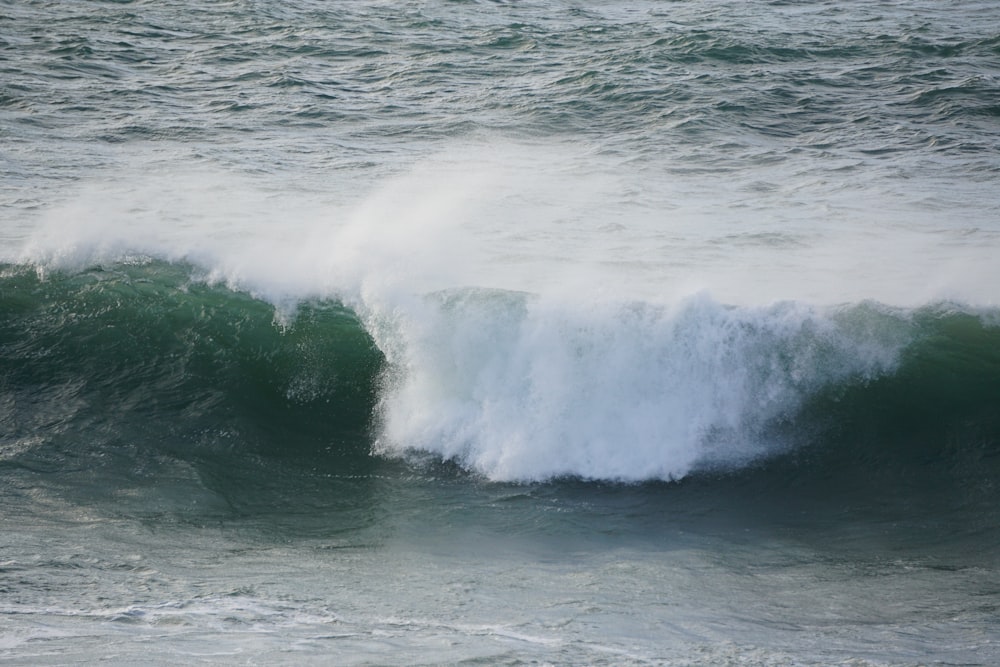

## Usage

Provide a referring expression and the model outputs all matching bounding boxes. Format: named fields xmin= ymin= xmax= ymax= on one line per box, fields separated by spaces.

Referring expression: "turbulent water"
xmin=2 ymin=1 xmax=1000 ymax=664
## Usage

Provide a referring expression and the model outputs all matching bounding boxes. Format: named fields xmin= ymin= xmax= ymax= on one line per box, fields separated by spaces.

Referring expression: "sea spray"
xmin=369 ymin=289 xmax=907 ymax=482
xmin=5 ymin=155 xmax=947 ymax=483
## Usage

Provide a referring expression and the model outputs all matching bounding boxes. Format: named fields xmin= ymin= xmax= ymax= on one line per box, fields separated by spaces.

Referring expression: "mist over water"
xmin=11 ymin=141 xmax=1000 ymax=309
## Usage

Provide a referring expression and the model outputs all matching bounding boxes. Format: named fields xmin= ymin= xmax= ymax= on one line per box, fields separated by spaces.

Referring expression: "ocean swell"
xmin=6 ymin=261 xmax=996 ymax=488
xmin=0 ymin=263 xmax=382 ymax=478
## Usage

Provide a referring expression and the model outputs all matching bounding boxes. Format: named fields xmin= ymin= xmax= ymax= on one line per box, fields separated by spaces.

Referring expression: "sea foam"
xmin=366 ymin=289 xmax=904 ymax=481
xmin=5 ymin=148 xmax=985 ymax=481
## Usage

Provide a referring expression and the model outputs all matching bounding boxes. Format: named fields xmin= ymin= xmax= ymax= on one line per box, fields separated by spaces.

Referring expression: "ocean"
xmin=2 ymin=1 xmax=1000 ymax=664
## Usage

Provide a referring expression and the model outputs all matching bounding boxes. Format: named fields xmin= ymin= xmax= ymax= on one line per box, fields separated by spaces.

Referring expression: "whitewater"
xmin=2 ymin=0 xmax=1000 ymax=664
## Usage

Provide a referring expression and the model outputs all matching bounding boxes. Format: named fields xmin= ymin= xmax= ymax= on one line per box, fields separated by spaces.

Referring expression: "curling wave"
xmin=2 ymin=261 xmax=998 ymax=491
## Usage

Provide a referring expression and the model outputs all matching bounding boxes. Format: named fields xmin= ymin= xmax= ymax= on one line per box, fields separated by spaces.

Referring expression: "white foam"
xmin=7 ymin=142 xmax=997 ymax=481
xmin=11 ymin=142 xmax=999 ymax=307
xmin=368 ymin=291 xmax=903 ymax=481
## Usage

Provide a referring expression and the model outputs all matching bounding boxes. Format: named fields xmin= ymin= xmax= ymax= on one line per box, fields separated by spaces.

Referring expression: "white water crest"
xmin=369 ymin=290 xmax=905 ymax=481
xmin=7 ymin=143 xmax=997 ymax=480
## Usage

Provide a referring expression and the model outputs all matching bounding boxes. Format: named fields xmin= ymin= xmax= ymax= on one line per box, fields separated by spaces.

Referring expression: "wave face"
xmin=3 ymin=261 xmax=998 ymax=494
xmin=0 ymin=263 xmax=382 ymax=486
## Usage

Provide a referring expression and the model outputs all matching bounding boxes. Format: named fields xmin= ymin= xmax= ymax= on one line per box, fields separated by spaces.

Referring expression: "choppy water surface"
xmin=2 ymin=1 xmax=1000 ymax=664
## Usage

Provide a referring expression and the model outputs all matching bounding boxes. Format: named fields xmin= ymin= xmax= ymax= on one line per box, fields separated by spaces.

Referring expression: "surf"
xmin=3 ymin=260 xmax=998 ymax=491
xmin=4 ymin=147 xmax=999 ymax=487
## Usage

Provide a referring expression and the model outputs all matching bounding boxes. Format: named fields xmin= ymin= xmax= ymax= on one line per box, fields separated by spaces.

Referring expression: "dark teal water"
xmin=2 ymin=1 xmax=1000 ymax=664
xmin=2 ymin=262 xmax=999 ymax=664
